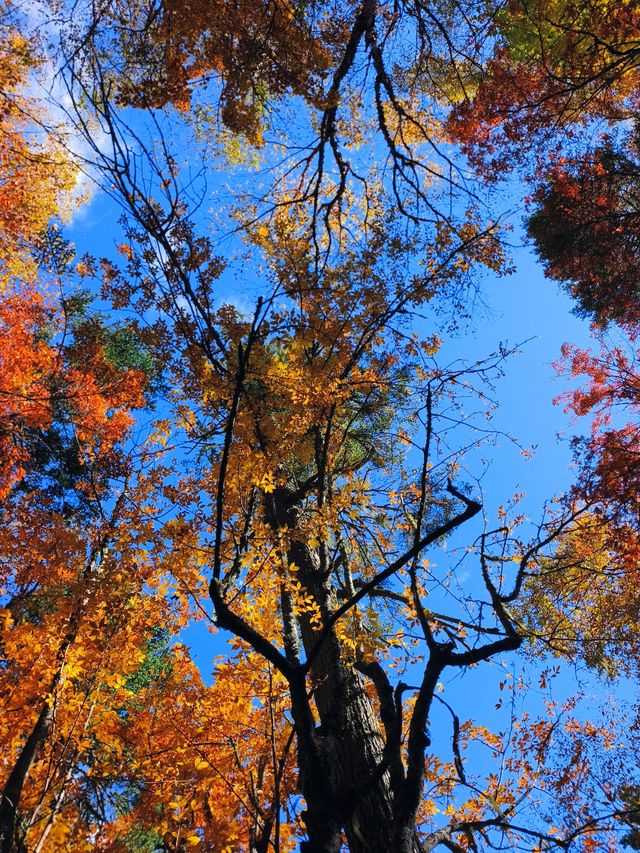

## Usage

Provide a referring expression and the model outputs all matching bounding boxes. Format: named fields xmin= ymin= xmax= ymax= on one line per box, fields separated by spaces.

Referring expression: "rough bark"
xmin=0 ymin=700 xmax=54 ymax=853
xmin=268 ymin=488 xmax=395 ymax=853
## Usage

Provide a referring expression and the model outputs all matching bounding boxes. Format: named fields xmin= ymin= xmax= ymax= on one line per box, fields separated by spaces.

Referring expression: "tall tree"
xmin=46 ymin=82 xmax=626 ymax=849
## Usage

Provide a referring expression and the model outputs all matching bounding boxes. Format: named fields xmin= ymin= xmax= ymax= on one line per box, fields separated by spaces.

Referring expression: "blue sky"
xmin=439 ymin=236 xmax=596 ymax=500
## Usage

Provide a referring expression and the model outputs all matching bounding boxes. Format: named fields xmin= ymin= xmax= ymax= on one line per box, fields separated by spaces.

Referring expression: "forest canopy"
xmin=1 ymin=0 xmax=640 ymax=851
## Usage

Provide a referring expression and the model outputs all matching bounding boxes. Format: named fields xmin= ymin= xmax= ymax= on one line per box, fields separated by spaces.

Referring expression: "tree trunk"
xmin=269 ymin=489 xmax=395 ymax=852
xmin=0 ymin=552 xmax=105 ymax=851
xmin=0 ymin=693 xmax=55 ymax=853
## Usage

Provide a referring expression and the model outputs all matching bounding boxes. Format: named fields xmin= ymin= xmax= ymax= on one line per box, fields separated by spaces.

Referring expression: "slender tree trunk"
xmin=0 ymin=700 xmax=55 ymax=853
xmin=0 ymin=551 xmax=105 ymax=851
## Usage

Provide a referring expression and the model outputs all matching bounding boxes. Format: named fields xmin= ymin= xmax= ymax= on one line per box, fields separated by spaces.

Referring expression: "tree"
xmin=0 ymin=225 xmax=159 ymax=850
xmin=525 ymin=130 xmax=640 ymax=327
xmin=0 ymin=13 xmax=210 ymax=850
xmin=91 ymin=181 xmax=530 ymax=851
xmin=446 ymin=0 xmax=640 ymax=174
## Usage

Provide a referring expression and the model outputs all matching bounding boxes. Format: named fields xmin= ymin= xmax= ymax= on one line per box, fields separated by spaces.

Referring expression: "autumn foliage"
xmin=2 ymin=0 xmax=640 ymax=851
xmin=526 ymin=135 xmax=640 ymax=326
xmin=447 ymin=0 xmax=640 ymax=171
